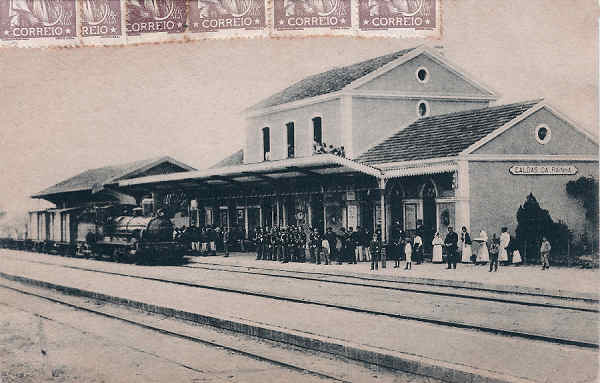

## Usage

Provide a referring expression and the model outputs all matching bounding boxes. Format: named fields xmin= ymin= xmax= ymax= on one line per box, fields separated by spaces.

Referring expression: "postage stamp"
xmin=126 ymin=0 xmax=187 ymax=43
xmin=80 ymin=0 xmax=125 ymax=44
xmin=272 ymin=0 xmax=352 ymax=36
xmin=357 ymin=0 xmax=439 ymax=38
xmin=187 ymin=0 xmax=267 ymax=39
xmin=0 ymin=0 xmax=79 ymax=47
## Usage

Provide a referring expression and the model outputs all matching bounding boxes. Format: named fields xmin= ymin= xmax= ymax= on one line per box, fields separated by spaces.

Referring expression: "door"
xmin=310 ymin=196 xmax=324 ymax=233
xmin=422 ymin=182 xmax=437 ymax=253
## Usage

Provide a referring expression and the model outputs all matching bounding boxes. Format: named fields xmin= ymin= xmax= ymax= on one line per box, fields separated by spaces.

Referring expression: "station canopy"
xmin=118 ymin=154 xmax=383 ymax=194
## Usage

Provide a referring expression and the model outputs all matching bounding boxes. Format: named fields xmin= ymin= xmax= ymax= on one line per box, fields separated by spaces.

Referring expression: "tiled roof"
xmin=33 ymin=156 xmax=192 ymax=198
xmin=210 ymin=149 xmax=244 ymax=169
xmin=251 ymin=47 xmax=416 ymax=110
xmin=357 ymin=100 xmax=541 ymax=165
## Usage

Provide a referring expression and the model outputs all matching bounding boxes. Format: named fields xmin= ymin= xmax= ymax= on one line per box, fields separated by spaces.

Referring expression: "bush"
xmin=515 ymin=193 xmax=553 ymax=264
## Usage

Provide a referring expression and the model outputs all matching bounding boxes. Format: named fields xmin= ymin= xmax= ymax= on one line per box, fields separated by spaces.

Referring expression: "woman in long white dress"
xmin=460 ymin=226 xmax=472 ymax=263
xmin=432 ymin=232 xmax=443 ymax=263
xmin=499 ymin=227 xmax=510 ymax=265
xmin=476 ymin=229 xmax=489 ymax=264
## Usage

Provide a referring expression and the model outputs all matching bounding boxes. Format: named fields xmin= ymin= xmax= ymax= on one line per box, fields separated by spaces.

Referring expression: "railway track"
xmin=0 ymin=282 xmax=355 ymax=383
xmin=182 ymin=261 xmax=599 ymax=312
xmin=1 ymin=253 xmax=598 ymax=349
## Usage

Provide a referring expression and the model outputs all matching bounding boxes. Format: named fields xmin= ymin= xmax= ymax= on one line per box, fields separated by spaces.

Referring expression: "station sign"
xmin=509 ymin=165 xmax=577 ymax=175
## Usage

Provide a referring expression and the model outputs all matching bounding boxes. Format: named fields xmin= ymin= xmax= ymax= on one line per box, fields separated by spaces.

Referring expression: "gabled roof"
xmin=210 ymin=149 xmax=244 ymax=169
xmin=32 ymin=156 xmax=195 ymax=198
xmin=250 ymin=47 xmax=417 ymax=110
xmin=356 ymin=100 xmax=542 ymax=165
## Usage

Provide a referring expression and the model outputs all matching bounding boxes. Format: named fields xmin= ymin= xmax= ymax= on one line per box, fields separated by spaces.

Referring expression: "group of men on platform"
xmin=176 ymin=225 xmax=246 ymax=256
xmin=253 ymin=225 xmax=378 ymax=265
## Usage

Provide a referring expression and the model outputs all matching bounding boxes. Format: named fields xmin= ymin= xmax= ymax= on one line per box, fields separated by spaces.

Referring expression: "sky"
xmin=0 ymin=0 xmax=598 ymax=224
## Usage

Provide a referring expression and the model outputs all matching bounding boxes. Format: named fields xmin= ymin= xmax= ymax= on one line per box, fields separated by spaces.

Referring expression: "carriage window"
xmin=312 ymin=117 xmax=322 ymax=144
xmin=262 ymin=127 xmax=270 ymax=161
xmin=286 ymin=122 xmax=295 ymax=158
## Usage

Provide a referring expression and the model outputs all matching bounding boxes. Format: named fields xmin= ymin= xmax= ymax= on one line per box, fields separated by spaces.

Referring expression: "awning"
xmin=118 ymin=154 xmax=383 ymax=192
xmin=384 ymin=162 xmax=457 ymax=179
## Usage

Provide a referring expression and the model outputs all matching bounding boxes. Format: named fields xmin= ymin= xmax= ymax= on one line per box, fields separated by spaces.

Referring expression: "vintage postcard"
xmin=0 ymin=1 xmax=598 ymax=383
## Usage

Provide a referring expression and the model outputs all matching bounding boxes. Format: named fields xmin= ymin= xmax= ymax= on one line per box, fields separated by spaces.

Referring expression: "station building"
xmin=108 ymin=46 xmax=598 ymax=250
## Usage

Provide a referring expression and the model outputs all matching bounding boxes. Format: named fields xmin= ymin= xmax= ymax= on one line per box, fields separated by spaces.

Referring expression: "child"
xmin=404 ymin=239 xmax=413 ymax=270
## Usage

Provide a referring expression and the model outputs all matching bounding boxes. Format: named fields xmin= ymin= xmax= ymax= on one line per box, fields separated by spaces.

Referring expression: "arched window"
xmin=286 ymin=122 xmax=295 ymax=158
xmin=312 ymin=117 xmax=322 ymax=144
xmin=262 ymin=127 xmax=270 ymax=161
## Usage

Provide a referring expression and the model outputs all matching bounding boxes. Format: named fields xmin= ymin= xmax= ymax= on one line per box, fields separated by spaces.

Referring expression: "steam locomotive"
xmin=3 ymin=204 xmax=185 ymax=262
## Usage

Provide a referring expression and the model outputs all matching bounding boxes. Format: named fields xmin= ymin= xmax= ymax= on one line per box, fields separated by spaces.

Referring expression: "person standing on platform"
xmin=390 ymin=221 xmax=402 ymax=268
xmin=444 ymin=226 xmax=459 ymax=269
xmin=362 ymin=227 xmax=372 ymax=262
xmin=324 ymin=227 xmax=338 ymax=264
xmin=347 ymin=227 xmax=357 ymax=264
xmin=413 ymin=233 xmax=423 ymax=264
xmin=370 ymin=229 xmax=383 ymax=270
xmin=540 ymin=236 xmax=551 ymax=270
xmin=309 ymin=227 xmax=320 ymax=264
xmin=512 ymin=245 xmax=522 ymax=266
xmin=320 ymin=229 xmax=330 ymax=265
xmin=284 ymin=227 xmax=294 ymax=263
xmin=460 ymin=226 xmax=473 ymax=263
xmin=499 ymin=227 xmax=510 ymax=265
xmin=207 ymin=226 xmax=217 ymax=256
xmin=254 ymin=227 xmax=263 ymax=260
xmin=352 ymin=226 xmax=362 ymax=263
xmin=489 ymin=234 xmax=500 ymax=271
xmin=432 ymin=232 xmax=443 ymax=263
xmin=339 ymin=227 xmax=348 ymax=264
xmin=476 ymin=229 xmax=489 ymax=265
xmin=223 ymin=227 xmax=231 ymax=257
xmin=200 ymin=227 xmax=208 ymax=255
xmin=404 ymin=237 xmax=412 ymax=270
xmin=264 ymin=227 xmax=273 ymax=261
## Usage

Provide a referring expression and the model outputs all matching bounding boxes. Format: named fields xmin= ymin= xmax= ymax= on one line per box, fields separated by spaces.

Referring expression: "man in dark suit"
xmin=444 ymin=226 xmax=459 ymax=269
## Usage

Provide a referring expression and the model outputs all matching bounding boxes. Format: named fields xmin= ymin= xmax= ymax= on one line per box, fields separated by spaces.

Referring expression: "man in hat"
xmin=444 ymin=226 xmax=459 ymax=269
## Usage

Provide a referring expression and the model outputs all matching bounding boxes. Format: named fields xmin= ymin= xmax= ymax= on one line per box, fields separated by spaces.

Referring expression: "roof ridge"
xmin=415 ymin=98 xmax=543 ymax=122
xmin=249 ymin=46 xmax=418 ymax=110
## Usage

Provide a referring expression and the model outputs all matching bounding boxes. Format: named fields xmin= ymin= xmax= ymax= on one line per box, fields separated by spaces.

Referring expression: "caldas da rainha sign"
xmin=509 ymin=165 xmax=578 ymax=175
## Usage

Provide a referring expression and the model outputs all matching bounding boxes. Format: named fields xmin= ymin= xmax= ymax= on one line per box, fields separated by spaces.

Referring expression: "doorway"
xmin=422 ymin=181 xmax=437 ymax=253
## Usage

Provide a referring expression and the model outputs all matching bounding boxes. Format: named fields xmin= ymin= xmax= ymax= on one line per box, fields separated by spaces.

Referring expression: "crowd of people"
xmin=173 ymin=225 xmax=246 ymax=257
xmin=174 ymin=221 xmax=553 ymax=271
xmin=312 ymin=141 xmax=346 ymax=157
xmin=252 ymin=225 xmax=375 ymax=265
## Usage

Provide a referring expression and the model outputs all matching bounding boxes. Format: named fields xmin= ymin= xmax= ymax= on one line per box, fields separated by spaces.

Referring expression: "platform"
xmin=0 ymin=249 xmax=597 ymax=383
xmin=194 ymin=251 xmax=600 ymax=300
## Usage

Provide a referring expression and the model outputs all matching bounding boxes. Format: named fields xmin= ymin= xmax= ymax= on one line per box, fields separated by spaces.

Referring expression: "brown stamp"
xmin=126 ymin=0 xmax=187 ymax=37
xmin=187 ymin=0 xmax=266 ymax=38
xmin=81 ymin=0 xmax=122 ymax=39
xmin=1 ymin=0 xmax=77 ymax=44
xmin=273 ymin=0 xmax=351 ymax=33
xmin=358 ymin=0 xmax=439 ymax=37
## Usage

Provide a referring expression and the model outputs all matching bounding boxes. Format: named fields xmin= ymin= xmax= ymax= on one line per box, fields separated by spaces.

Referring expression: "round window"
xmin=416 ymin=67 xmax=429 ymax=83
xmin=535 ymin=124 xmax=551 ymax=144
xmin=417 ymin=100 xmax=429 ymax=118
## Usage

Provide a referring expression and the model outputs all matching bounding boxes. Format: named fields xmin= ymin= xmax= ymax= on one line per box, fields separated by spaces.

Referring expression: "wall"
xmin=352 ymin=97 xmax=489 ymax=157
xmin=468 ymin=160 xmax=599 ymax=244
xmin=356 ymin=54 xmax=493 ymax=97
xmin=244 ymin=99 xmax=341 ymax=163
xmin=473 ymin=108 xmax=598 ymax=155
